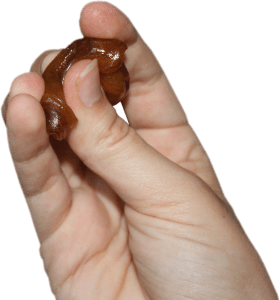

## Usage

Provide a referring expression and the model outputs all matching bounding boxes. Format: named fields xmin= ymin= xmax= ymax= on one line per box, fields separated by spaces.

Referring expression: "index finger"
xmin=80 ymin=1 xmax=187 ymax=130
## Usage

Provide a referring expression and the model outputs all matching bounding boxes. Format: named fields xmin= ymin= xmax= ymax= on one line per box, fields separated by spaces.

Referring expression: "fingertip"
xmin=79 ymin=1 xmax=138 ymax=45
xmin=9 ymin=72 xmax=45 ymax=101
xmin=7 ymin=93 xmax=47 ymax=145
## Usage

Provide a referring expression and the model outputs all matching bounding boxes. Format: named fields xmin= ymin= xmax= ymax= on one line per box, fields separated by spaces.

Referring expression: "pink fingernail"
xmin=78 ymin=59 xmax=102 ymax=107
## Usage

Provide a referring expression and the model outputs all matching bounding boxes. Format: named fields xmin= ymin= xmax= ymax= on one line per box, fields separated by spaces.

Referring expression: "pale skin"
xmin=3 ymin=2 xmax=278 ymax=300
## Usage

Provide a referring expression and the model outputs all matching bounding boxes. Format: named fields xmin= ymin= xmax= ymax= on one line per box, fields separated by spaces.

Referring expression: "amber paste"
xmin=41 ymin=37 xmax=129 ymax=140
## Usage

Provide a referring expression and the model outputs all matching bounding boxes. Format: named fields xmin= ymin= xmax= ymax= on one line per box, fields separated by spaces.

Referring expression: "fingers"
xmin=61 ymin=59 xmax=227 ymax=225
xmin=2 ymin=3 xmax=228 ymax=236
xmin=5 ymin=73 xmax=72 ymax=243
xmin=79 ymin=2 xmax=187 ymax=129
xmin=2 ymin=54 xmax=57 ymax=122
xmin=2 ymin=72 xmax=45 ymax=123
xmin=78 ymin=2 xmax=226 ymax=202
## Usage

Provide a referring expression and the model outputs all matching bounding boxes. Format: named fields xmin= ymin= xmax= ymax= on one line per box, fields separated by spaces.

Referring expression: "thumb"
xmin=64 ymin=59 xmax=224 ymax=222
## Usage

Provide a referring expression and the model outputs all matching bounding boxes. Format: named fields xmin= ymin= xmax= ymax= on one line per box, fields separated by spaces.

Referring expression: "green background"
xmin=0 ymin=0 xmax=280 ymax=300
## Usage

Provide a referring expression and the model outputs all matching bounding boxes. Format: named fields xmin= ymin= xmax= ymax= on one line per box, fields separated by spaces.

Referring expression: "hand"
xmin=3 ymin=2 xmax=278 ymax=300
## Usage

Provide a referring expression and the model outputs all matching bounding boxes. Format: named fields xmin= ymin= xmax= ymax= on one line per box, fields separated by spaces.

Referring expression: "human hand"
xmin=2 ymin=2 xmax=278 ymax=299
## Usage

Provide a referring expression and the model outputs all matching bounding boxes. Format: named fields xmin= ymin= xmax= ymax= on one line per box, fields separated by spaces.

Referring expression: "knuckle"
xmin=97 ymin=115 xmax=132 ymax=151
xmin=69 ymin=107 xmax=134 ymax=166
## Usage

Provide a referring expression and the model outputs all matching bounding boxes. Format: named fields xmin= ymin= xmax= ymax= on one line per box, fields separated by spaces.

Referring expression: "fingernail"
xmin=41 ymin=50 xmax=61 ymax=73
xmin=78 ymin=59 xmax=102 ymax=107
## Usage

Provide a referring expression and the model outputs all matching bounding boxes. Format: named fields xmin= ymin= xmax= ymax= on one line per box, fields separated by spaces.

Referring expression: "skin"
xmin=3 ymin=2 xmax=278 ymax=300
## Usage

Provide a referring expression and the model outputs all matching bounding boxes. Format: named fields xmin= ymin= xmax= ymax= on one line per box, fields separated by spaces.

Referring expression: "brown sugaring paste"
xmin=41 ymin=37 xmax=129 ymax=140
